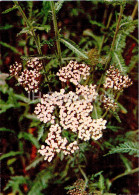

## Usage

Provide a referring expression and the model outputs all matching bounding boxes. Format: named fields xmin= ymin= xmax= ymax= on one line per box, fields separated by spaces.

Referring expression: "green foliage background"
xmin=0 ymin=1 xmax=138 ymax=194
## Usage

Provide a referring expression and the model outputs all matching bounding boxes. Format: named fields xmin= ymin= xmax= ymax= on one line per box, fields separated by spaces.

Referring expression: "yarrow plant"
xmin=3 ymin=1 xmax=138 ymax=194
xmin=34 ymin=60 xmax=107 ymax=162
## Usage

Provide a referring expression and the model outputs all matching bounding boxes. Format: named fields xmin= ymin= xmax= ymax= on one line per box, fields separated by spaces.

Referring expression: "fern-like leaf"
xmin=18 ymin=132 xmax=40 ymax=149
xmin=55 ymin=0 xmax=65 ymax=14
xmin=60 ymin=38 xmax=88 ymax=59
xmin=4 ymin=176 xmax=28 ymax=194
xmin=28 ymin=169 xmax=52 ymax=195
xmin=112 ymin=16 xmax=137 ymax=74
xmin=106 ymin=141 xmax=139 ymax=157
xmin=26 ymin=157 xmax=43 ymax=171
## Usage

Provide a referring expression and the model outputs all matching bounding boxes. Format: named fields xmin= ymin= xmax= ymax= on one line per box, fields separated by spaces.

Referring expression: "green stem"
xmin=78 ymin=165 xmax=88 ymax=191
xmin=110 ymin=5 xmax=123 ymax=56
xmin=93 ymin=104 xmax=98 ymax=119
xmin=131 ymin=2 xmax=138 ymax=20
xmin=14 ymin=1 xmax=42 ymax=56
xmin=97 ymin=5 xmax=124 ymax=93
xmin=14 ymin=1 xmax=51 ymax=90
xmin=50 ymin=1 xmax=62 ymax=67
xmin=111 ymin=167 xmax=139 ymax=183
xmin=99 ymin=7 xmax=114 ymax=55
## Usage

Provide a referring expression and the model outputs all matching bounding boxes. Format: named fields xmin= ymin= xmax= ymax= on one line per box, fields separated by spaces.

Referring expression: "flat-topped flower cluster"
xmin=35 ymin=61 xmax=107 ymax=162
xmin=104 ymin=65 xmax=133 ymax=90
xmin=39 ymin=124 xmax=79 ymax=162
xmin=56 ymin=60 xmax=90 ymax=85
xmin=10 ymin=58 xmax=42 ymax=93
xmin=103 ymin=95 xmax=118 ymax=111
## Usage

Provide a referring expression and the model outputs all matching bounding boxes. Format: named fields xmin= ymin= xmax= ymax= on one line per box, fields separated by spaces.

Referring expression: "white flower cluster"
xmin=34 ymin=89 xmax=66 ymax=124
xmin=10 ymin=58 xmax=42 ymax=93
xmin=35 ymin=87 xmax=106 ymax=143
xmin=103 ymin=95 xmax=118 ymax=111
xmin=56 ymin=60 xmax=90 ymax=85
xmin=9 ymin=62 xmax=22 ymax=76
xmin=104 ymin=65 xmax=133 ymax=90
xmin=38 ymin=124 xmax=79 ymax=162
xmin=76 ymin=84 xmax=98 ymax=102
xmin=18 ymin=69 xmax=41 ymax=93
xmin=35 ymin=61 xmax=107 ymax=162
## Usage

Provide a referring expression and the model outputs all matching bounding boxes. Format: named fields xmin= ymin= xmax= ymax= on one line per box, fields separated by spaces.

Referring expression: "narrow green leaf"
xmin=60 ymin=38 xmax=88 ymax=59
xmin=18 ymin=132 xmax=40 ymax=149
xmin=0 ymin=127 xmax=15 ymax=134
xmin=0 ymin=151 xmax=23 ymax=161
xmin=26 ymin=157 xmax=43 ymax=171
xmin=2 ymin=5 xmax=17 ymax=14
xmin=0 ymin=41 xmax=21 ymax=54
xmin=0 ymin=24 xmax=13 ymax=30
xmin=37 ymin=126 xmax=44 ymax=141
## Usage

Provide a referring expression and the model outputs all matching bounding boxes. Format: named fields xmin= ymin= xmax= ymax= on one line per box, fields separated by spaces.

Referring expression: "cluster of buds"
xmin=9 ymin=62 xmax=22 ymax=76
xmin=103 ymin=95 xmax=118 ymax=111
xmin=56 ymin=60 xmax=90 ymax=85
xmin=67 ymin=179 xmax=87 ymax=195
xmin=103 ymin=65 xmax=133 ymax=90
xmin=10 ymin=58 xmax=42 ymax=92
xmin=18 ymin=69 xmax=41 ymax=93
xmin=38 ymin=124 xmax=79 ymax=162
xmin=26 ymin=57 xmax=43 ymax=71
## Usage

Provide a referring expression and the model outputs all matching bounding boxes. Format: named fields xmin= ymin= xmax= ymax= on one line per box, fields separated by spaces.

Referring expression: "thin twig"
xmin=131 ymin=2 xmax=138 ymax=20
xmin=50 ymin=1 xmax=62 ymax=67
xmin=111 ymin=167 xmax=139 ymax=183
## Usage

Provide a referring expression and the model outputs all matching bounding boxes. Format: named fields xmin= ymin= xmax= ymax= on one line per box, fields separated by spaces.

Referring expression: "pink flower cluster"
xmin=56 ymin=60 xmax=90 ymax=85
xmin=26 ymin=57 xmax=43 ymax=71
xmin=103 ymin=95 xmax=118 ymax=111
xmin=18 ymin=69 xmax=41 ymax=93
xmin=10 ymin=58 xmax=42 ymax=93
xmin=104 ymin=65 xmax=133 ymax=90
xmin=38 ymin=124 xmax=79 ymax=162
xmin=9 ymin=62 xmax=22 ymax=76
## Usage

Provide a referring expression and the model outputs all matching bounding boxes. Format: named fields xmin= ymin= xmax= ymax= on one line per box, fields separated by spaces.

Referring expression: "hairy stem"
xmin=50 ymin=1 xmax=62 ymax=67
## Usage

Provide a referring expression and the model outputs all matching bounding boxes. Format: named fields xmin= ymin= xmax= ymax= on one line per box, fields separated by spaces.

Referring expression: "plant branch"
xmin=111 ymin=167 xmax=139 ymax=183
xmin=14 ymin=1 xmax=42 ymax=56
xmin=99 ymin=7 xmax=114 ymax=55
xmin=97 ymin=5 xmax=124 ymax=93
xmin=14 ymin=1 xmax=52 ymax=89
xmin=131 ymin=2 xmax=138 ymax=20
xmin=50 ymin=1 xmax=62 ymax=67
xmin=78 ymin=165 xmax=88 ymax=191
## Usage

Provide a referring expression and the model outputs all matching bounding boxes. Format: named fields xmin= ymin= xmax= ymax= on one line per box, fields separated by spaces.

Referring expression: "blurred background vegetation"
xmin=0 ymin=1 xmax=138 ymax=194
